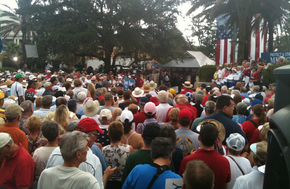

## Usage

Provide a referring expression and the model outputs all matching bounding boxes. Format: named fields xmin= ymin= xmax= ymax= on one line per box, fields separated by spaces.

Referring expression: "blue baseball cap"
xmin=185 ymin=92 xmax=193 ymax=99
xmin=250 ymin=99 xmax=262 ymax=106
xmin=117 ymin=83 xmax=124 ymax=87
xmin=139 ymin=96 xmax=149 ymax=105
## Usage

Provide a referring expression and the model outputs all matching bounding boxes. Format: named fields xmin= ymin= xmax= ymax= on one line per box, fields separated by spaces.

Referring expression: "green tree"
xmin=0 ymin=0 xmax=35 ymax=63
xmin=0 ymin=41 xmax=22 ymax=68
xmin=31 ymin=0 xmax=187 ymax=72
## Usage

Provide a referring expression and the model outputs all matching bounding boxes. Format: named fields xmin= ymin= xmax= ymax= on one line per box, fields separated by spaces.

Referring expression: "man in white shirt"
xmin=39 ymin=131 xmax=101 ymax=189
xmin=45 ymin=119 xmax=116 ymax=189
xmin=156 ymin=90 xmax=172 ymax=122
xmin=33 ymin=95 xmax=52 ymax=119
xmin=72 ymin=79 xmax=88 ymax=100
xmin=11 ymin=73 xmax=25 ymax=104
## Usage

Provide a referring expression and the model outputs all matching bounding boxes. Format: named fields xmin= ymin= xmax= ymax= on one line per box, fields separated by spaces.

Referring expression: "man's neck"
xmin=104 ymin=102 xmax=112 ymax=107
xmin=153 ymin=157 xmax=171 ymax=167
xmin=179 ymin=126 xmax=190 ymax=129
xmin=62 ymin=160 xmax=81 ymax=168
xmin=200 ymin=143 xmax=215 ymax=150
xmin=42 ymin=106 xmax=51 ymax=110
xmin=46 ymin=140 xmax=59 ymax=147
xmin=22 ymin=112 xmax=32 ymax=117
xmin=142 ymin=143 xmax=151 ymax=150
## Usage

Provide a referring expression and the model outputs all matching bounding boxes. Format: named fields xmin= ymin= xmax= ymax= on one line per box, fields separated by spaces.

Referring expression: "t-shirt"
xmin=232 ymin=115 xmax=247 ymax=124
xmin=156 ymin=103 xmax=172 ymax=122
xmin=121 ymin=149 xmax=175 ymax=183
xmin=46 ymin=147 xmax=103 ymax=189
xmin=72 ymin=87 xmax=88 ymax=100
xmin=97 ymin=125 xmax=110 ymax=146
xmin=133 ymin=112 xmax=147 ymax=128
xmin=11 ymin=81 xmax=24 ymax=98
xmin=233 ymin=166 xmax=264 ymax=189
xmin=225 ymin=155 xmax=252 ymax=189
xmin=91 ymin=144 xmax=108 ymax=173
xmin=151 ymin=62 xmax=161 ymax=74
xmin=97 ymin=106 xmax=115 ymax=114
xmin=175 ymin=128 xmax=200 ymax=157
xmin=179 ymin=149 xmax=231 ymax=189
xmin=27 ymin=135 xmax=45 ymax=154
xmin=0 ymin=144 xmax=34 ymax=189
xmin=102 ymin=144 xmax=130 ymax=182
xmin=242 ymin=68 xmax=251 ymax=77
xmin=0 ymin=123 xmax=28 ymax=151
xmin=33 ymin=146 xmax=57 ymax=180
xmin=122 ymin=164 xmax=181 ymax=189
xmin=38 ymin=165 xmax=100 ymax=189
xmin=242 ymin=119 xmax=259 ymax=141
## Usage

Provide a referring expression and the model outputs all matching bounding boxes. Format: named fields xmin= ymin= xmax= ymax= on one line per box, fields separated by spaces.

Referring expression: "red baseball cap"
xmin=178 ymin=109 xmax=192 ymax=122
xmin=75 ymin=118 xmax=104 ymax=134
xmin=150 ymin=96 xmax=160 ymax=106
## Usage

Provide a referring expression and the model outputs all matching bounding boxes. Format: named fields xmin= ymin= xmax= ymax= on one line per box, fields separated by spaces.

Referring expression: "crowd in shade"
xmin=0 ymin=59 xmax=273 ymax=189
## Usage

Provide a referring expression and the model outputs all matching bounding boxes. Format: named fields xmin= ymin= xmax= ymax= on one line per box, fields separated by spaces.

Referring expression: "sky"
xmin=0 ymin=0 xmax=197 ymax=44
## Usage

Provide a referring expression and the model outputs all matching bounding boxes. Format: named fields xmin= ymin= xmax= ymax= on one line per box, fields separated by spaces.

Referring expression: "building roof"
xmin=162 ymin=51 xmax=215 ymax=68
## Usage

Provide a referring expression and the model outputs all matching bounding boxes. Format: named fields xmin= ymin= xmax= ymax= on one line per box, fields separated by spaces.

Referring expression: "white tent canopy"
xmin=162 ymin=51 xmax=215 ymax=68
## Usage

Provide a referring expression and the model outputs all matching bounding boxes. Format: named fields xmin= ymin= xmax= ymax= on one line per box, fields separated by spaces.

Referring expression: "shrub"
xmin=262 ymin=62 xmax=290 ymax=86
xmin=0 ymin=67 xmax=17 ymax=72
xmin=198 ymin=65 xmax=217 ymax=82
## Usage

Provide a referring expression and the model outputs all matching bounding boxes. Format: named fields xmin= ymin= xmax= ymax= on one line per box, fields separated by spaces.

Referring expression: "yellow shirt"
xmin=43 ymin=111 xmax=78 ymax=121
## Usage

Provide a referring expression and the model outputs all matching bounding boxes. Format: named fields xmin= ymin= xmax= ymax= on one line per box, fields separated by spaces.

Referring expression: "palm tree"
xmin=252 ymin=0 xmax=290 ymax=52
xmin=187 ymin=0 xmax=256 ymax=64
xmin=0 ymin=0 xmax=34 ymax=63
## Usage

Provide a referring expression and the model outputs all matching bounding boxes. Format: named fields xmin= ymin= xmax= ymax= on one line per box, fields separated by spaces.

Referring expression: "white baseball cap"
xmin=120 ymin=109 xmax=134 ymax=123
xmin=0 ymin=133 xmax=12 ymax=148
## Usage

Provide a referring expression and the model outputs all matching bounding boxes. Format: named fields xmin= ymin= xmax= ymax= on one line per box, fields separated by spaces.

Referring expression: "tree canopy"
xmin=28 ymin=0 xmax=188 ymax=71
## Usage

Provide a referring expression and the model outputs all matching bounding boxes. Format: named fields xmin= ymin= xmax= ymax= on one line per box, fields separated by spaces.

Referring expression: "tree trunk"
xmin=237 ymin=16 xmax=247 ymax=64
xmin=21 ymin=31 xmax=27 ymax=64
xmin=268 ymin=16 xmax=274 ymax=52
xmin=104 ymin=50 xmax=112 ymax=73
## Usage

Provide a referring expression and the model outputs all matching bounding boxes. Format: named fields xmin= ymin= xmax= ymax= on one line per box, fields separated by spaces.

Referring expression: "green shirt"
xmin=191 ymin=117 xmax=204 ymax=132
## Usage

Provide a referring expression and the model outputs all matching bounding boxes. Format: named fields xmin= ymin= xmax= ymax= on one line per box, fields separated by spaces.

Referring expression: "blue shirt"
xmin=151 ymin=63 xmax=161 ymax=74
xmin=240 ymin=92 xmax=249 ymax=98
xmin=91 ymin=144 xmax=108 ymax=174
xmin=122 ymin=164 xmax=181 ymax=189
xmin=232 ymin=115 xmax=247 ymax=124
xmin=203 ymin=111 xmax=248 ymax=145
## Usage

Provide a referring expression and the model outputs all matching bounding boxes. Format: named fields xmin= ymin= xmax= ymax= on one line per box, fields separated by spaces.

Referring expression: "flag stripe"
xmin=224 ymin=39 xmax=228 ymax=63
xmin=255 ymin=27 xmax=260 ymax=61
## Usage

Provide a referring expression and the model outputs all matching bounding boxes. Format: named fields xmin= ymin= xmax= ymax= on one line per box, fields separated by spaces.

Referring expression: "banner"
xmin=261 ymin=51 xmax=290 ymax=64
xmin=124 ymin=78 xmax=135 ymax=91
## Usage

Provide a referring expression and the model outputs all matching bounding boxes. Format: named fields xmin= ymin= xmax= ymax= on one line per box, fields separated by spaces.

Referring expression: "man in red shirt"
xmin=179 ymin=122 xmax=231 ymax=189
xmin=180 ymin=81 xmax=193 ymax=94
xmin=134 ymin=97 xmax=149 ymax=129
xmin=164 ymin=94 xmax=197 ymax=123
xmin=0 ymin=133 xmax=35 ymax=188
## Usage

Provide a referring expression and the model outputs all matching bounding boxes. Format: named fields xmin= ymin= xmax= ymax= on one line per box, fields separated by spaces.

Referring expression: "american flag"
xmin=216 ymin=15 xmax=267 ymax=65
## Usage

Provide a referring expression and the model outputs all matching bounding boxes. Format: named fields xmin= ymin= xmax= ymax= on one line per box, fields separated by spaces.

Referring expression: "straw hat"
xmin=149 ymin=81 xmax=157 ymax=89
xmin=197 ymin=119 xmax=226 ymax=142
xmin=83 ymin=100 xmax=100 ymax=117
xmin=21 ymin=80 xmax=28 ymax=88
xmin=182 ymin=81 xmax=193 ymax=88
xmin=142 ymin=84 xmax=152 ymax=93
xmin=4 ymin=79 xmax=14 ymax=86
xmin=132 ymin=87 xmax=144 ymax=98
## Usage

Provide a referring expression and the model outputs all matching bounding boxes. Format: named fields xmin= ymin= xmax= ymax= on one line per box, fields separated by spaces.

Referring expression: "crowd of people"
xmin=0 ymin=60 xmax=273 ymax=189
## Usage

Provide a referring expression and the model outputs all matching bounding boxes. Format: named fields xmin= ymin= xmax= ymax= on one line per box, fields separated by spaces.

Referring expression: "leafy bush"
xmin=0 ymin=67 xmax=17 ymax=72
xmin=198 ymin=65 xmax=217 ymax=82
xmin=262 ymin=62 xmax=290 ymax=86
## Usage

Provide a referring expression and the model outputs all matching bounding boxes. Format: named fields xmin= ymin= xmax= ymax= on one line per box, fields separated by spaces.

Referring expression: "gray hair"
xmin=58 ymin=76 xmax=64 ymax=83
xmin=158 ymin=90 xmax=168 ymax=103
xmin=231 ymin=90 xmax=240 ymax=96
xmin=195 ymin=94 xmax=204 ymax=105
xmin=44 ymin=82 xmax=52 ymax=89
xmin=205 ymin=101 xmax=216 ymax=114
xmin=20 ymin=100 xmax=33 ymax=113
xmin=77 ymin=92 xmax=87 ymax=102
xmin=221 ymin=85 xmax=227 ymax=93
xmin=96 ymin=88 xmax=102 ymax=97
xmin=60 ymin=131 xmax=88 ymax=162
xmin=192 ymin=92 xmax=197 ymax=101
xmin=42 ymin=95 xmax=53 ymax=107
xmin=151 ymin=137 xmax=175 ymax=160
xmin=159 ymin=124 xmax=176 ymax=147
